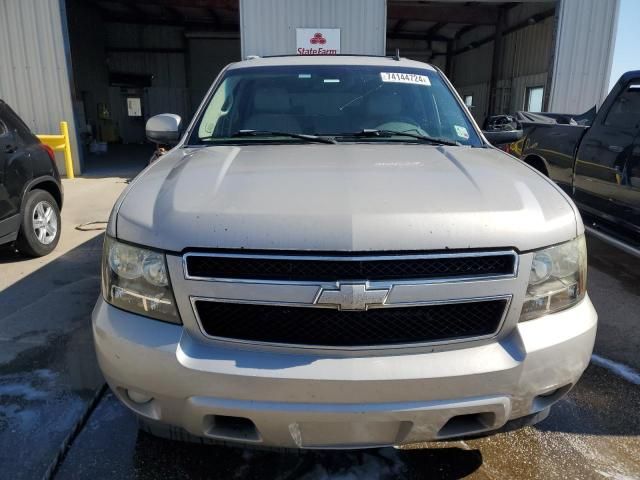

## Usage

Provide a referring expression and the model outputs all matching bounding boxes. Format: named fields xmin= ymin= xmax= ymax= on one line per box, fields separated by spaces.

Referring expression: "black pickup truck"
xmin=519 ymin=71 xmax=640 ymax=247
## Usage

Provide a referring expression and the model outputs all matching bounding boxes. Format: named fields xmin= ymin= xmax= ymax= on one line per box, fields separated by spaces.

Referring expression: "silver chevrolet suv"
xmin=93 ymin=56 xmax=597 ymax=449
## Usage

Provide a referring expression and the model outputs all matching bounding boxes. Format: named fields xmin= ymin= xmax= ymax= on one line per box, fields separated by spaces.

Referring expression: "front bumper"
xmin=92 ymin=296 xmax=597 ymax=449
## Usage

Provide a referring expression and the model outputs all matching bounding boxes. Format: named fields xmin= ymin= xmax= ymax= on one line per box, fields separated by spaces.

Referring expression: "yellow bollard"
xmin=60 ymin=121 xmax=74 ymax=179
xmin=37 ymin=121 xmax=75 ymax=179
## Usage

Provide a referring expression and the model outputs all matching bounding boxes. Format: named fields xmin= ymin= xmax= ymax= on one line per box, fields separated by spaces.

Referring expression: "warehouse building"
xmin=0 ymin=0 xmax=621 ymax=175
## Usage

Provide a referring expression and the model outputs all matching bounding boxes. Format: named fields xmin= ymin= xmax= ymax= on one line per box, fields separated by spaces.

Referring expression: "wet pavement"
xmin=0 ymin=177 xmax=128 ymax=479
xmin=52 ymin=361 xmax=640 ymax=480
xmin=1 ymin=193 xmax=639 ymax=479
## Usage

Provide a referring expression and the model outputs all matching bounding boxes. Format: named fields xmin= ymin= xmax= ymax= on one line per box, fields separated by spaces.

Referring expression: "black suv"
xmin=0 ymin=100 xmax=63 ymax=256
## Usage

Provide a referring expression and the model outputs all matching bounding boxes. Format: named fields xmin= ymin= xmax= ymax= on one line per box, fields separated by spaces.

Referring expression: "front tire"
xmin=16 ymin=189 xmax=61 ymax=257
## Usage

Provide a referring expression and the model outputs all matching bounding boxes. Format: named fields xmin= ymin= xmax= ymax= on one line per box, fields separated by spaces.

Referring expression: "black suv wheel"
xmin=16 ymin=189 xmax=61 ymax=257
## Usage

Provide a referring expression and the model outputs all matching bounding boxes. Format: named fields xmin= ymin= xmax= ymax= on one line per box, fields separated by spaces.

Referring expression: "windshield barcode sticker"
xmin=380 ymin=72 xmax=431 ymax=86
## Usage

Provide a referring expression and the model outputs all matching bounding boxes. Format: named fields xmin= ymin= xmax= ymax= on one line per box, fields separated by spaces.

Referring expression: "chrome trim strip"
xmin=189 ymin=295 xmax=513 ymax=351
xmin=585 ymin=226 xmax=640 ymax=259
xmin=182 ymin=250 xmax=519 ymax=283
xmin=184 ymin=250 xmax=518 ymax=262
xmin=181 ymin=273 xmax=518 ymax=287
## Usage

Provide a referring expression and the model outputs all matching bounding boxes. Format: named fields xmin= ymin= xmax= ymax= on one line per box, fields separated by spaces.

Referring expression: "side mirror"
xmin=483 ymin=129 xmax=523 ymax=146
xmin=146 ymin=114 xmax=182 ymax=145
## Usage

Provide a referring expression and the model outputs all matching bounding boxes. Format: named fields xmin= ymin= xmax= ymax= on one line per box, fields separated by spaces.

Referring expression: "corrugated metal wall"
xmin=0 ymin=0 xmax=622 ymax=175
xmin=106 ymin=23 xmax=190 ymax=134
xmin=451 ymin=3 xmax=555 ymax=122
xmin=0 ymin=0 xmax=79 ymax=175
xmin=385 ymin=37 xmax=444 ymax=67
xmin=549 ymin=0 xmax=620 ymax=113
xmin=500 ymin=17 xmax=554 ymax=80
xmin=240 ymin=0 xmax=386 ymax=57
xmin=454 ymin=43 xmax=494 ymax=87
xmin=455 ymin=82 xmax=491 ymax=123
xmin=66 ymin=5 xmax=241 ymax=149
xmin=107 ymin=23 xmax=185 ymax=51
xmin=187 ymin=37 xmax=241 ymax=109
xmin=67 ymin=0 xmax=108 ymax=149
xmin=507 ymin=72 xmax=548 ymax=110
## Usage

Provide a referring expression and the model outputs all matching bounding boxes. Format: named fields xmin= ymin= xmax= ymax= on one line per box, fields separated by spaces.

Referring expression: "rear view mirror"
xmin=483 ymin=129 xmax=523 ymax=146
xmin=146 ymin=114 xmax=182 ymax=145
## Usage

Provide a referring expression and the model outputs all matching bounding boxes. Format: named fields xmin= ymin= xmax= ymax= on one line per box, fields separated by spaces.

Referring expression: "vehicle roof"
xmin=618 ymin=70 xmax=640 ymax=84
xmin=227 ymin=55 xmax=437 ymax=71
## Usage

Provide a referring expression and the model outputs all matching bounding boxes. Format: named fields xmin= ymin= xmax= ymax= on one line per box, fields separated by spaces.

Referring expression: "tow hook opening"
xmin=438 ymin=412 xmax=496 ymax=438
xmin=204 ymin=414 xmax=261 ymax=442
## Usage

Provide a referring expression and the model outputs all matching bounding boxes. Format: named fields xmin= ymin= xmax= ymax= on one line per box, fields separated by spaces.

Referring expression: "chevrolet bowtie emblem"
xmin=315 ymin=283 xmax=390 ymax=311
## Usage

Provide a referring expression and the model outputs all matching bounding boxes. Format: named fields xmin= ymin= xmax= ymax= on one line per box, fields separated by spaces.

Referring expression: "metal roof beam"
xmin=100 ymin=16 xmax=236 ymax=28
xmin=452 ymin=8 xmax=555 ymax=55
xmin=392 ymin=19 xmax=408 ymax=34
xmin=98 ymin=0 xmax=236 ymax=7
xmin=430 ymin=7 xmax=556 ymax=57
xmin=455 ymin=24 xmax=480 ymax=40
xmin=424 ymin=22 xmax=447 ymax=38
xmin=387 ymin=4 xmax=499 ymax=25
xmin=387 ymin=32 xmax=450 ymax=42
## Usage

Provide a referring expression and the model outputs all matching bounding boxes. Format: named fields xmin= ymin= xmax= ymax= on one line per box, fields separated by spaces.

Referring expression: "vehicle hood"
xmin=115 ymin=144 xmax=578 ymax=252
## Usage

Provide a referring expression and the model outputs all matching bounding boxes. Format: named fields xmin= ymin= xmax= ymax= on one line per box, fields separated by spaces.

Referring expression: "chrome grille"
xmin=181 ymin=250 xmax=518 ymax=348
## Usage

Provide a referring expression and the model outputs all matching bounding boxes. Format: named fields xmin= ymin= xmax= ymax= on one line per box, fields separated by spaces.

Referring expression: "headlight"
xmin=520 ymin=235 xmax=587 ymax=322
xmin=102 ymin=236 xmax=180 ymax=323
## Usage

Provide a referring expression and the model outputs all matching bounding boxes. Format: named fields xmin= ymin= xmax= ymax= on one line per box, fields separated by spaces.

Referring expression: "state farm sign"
xmin=296 ymin=28 xmax=340 ymax=55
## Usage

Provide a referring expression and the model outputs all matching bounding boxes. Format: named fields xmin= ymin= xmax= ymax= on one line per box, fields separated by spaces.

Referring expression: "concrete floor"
xmin=1 ymin=177 xmax=639 ymax=479
xmin=0 ymin=177 xmax=129 ymax=479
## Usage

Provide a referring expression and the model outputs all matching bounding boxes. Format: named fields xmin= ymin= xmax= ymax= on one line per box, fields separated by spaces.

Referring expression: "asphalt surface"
xmin=1 ymin=176 xmax=639 ymax=479
xmin=0 ymin=177 xmax=129 ymax=479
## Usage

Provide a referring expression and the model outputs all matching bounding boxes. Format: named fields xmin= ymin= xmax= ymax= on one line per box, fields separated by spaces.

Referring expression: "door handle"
xmin=607 ymin=145 xmax=624 ymax=153
xmin=4 ymin=144 xmax=17 ymax=154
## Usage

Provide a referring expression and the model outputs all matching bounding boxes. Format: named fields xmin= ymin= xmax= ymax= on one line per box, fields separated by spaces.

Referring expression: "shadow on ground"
xmin=81 ymin=144 xmax=152 ymax=179
xmin=56 ymin=360 xmax=640 ymax=480
xmin=0 ymin=235 xmax=105 ymax=480
xmin=533 ymin=363 xmax=640 ymax=436
xmin=3 ymin=221 xmax=640 ymax=479
xmin=55 ymin=392 xmax=483 ymax=480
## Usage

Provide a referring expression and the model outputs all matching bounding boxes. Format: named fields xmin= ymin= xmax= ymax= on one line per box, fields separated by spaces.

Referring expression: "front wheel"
xmin=16 ymin=189 xmax=61 ymax=257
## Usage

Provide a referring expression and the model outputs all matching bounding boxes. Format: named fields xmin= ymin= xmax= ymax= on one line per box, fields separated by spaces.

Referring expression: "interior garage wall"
xmin=549 ymin=0 xmax=620 ymax=113
xmin=67 ymin=6 xmax=240 ymax=146
xmin=452 ymin=39 xmax=493 ymax=122
xmin=0 ymin=0 xmax=80 ymax=176
xmin=240 ymin=0 xmax=386 ymax=57
xmin=67 ymin=0 xmax=109 ymax=156
xmin=386 ymin=37 xmax=447 ymax=70
xmin=187 ymin=36 xmax=241 ymax=111
xmin=106 ymin=23 xmax=189 ymax=143
xmin=451 ymin=2 xmax=555 ymax=123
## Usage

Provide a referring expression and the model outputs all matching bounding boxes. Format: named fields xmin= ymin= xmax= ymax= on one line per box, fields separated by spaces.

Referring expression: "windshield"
xmin=188 ymin=65 xmax=482 ymax=146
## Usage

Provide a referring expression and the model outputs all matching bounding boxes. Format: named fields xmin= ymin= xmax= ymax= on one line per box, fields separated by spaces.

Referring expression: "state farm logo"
xmin=310 ymin=32 xmax=327 ymax=45
xmin=296 ymin=28 xmax=339 ymax=56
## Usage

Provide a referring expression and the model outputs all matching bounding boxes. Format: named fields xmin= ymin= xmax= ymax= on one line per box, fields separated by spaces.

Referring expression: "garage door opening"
xmin=386 ymin=1 xmax=558 ymax=127
xmin=65 ymin=0 xmax=240 ymax=176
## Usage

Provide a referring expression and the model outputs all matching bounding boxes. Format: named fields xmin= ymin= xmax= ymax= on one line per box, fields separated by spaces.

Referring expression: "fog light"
xmin=127 ymin=389 xmax=153 ymax=404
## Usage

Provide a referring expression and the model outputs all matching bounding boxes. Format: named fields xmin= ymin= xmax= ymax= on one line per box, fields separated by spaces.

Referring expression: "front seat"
xmin=361 ymin=89 xmax=414 ymax=130
xmin=244 ymin=87 xmax=302 ymax=133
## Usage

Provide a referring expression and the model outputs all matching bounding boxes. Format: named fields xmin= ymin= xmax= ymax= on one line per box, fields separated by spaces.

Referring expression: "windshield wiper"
xmin=337 ymin=129 xmax=460 ymax=146
xmin=226 ymin=129 xmax=337 ymax=144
